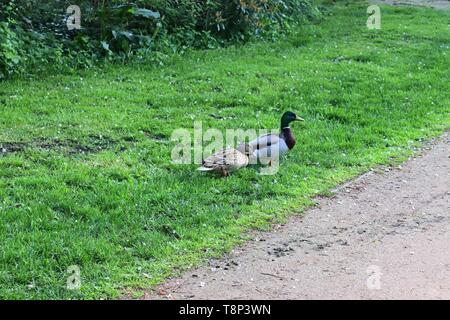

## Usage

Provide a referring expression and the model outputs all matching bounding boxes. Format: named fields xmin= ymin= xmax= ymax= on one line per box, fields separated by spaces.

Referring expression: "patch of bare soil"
xmin=146 ymin=132 xmax=450 ymax=299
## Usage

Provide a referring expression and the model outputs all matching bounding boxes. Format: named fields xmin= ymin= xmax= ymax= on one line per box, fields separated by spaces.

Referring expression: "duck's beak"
xmin=295 ymin=116 xmax=305 ymax=122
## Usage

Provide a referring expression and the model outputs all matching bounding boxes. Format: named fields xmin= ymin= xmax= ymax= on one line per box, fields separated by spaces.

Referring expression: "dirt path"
xmin=147 ymin=133 xmax=449 ymax=300
xmin=371 ymin=0 xmax=450 ymax=10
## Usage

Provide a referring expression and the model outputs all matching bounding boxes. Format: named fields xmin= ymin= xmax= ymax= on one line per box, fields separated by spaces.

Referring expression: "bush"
xmin=0 ymin=0 xmax=321 ymax=79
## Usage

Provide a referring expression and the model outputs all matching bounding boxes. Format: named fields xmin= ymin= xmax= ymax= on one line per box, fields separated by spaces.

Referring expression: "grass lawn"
xmin=0 ymin=1 xmax=449 ymax=299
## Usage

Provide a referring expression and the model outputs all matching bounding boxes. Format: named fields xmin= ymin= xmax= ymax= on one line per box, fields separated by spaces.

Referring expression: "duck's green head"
xmin=281 ymin=111 xmax=304 ymax=128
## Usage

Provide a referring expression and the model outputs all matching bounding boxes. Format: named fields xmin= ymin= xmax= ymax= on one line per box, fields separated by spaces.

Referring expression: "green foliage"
xmin=0 ymin=0 xmax=320 ymax=79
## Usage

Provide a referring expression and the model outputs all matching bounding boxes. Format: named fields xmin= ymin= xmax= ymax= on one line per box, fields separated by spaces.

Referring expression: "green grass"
xmin=0 ymin=1 xmax=449 ymax=299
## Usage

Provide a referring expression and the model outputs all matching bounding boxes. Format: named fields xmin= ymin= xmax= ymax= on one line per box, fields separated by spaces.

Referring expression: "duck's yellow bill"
xmin=295 ymin=116 xmax=305 ymax=121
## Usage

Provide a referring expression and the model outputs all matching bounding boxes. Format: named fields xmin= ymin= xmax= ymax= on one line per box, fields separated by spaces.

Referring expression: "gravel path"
xmin=147 ymin=132 xmax=450 ymax=300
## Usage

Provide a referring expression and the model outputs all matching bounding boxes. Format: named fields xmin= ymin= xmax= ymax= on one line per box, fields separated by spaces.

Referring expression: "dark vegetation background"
xmin=0 ymin=0 xmax=321 ymax=80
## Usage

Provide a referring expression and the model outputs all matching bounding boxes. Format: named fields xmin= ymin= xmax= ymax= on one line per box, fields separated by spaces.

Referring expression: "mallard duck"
xmin=244 ymin=111 xmax=304 ymax=166
xmin=197 ymin=143 xmax=253 ymax=176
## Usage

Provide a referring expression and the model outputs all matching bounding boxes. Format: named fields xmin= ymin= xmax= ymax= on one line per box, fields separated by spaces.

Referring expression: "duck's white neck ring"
xmin=282 ymin=126 xmax=290 ymax=130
